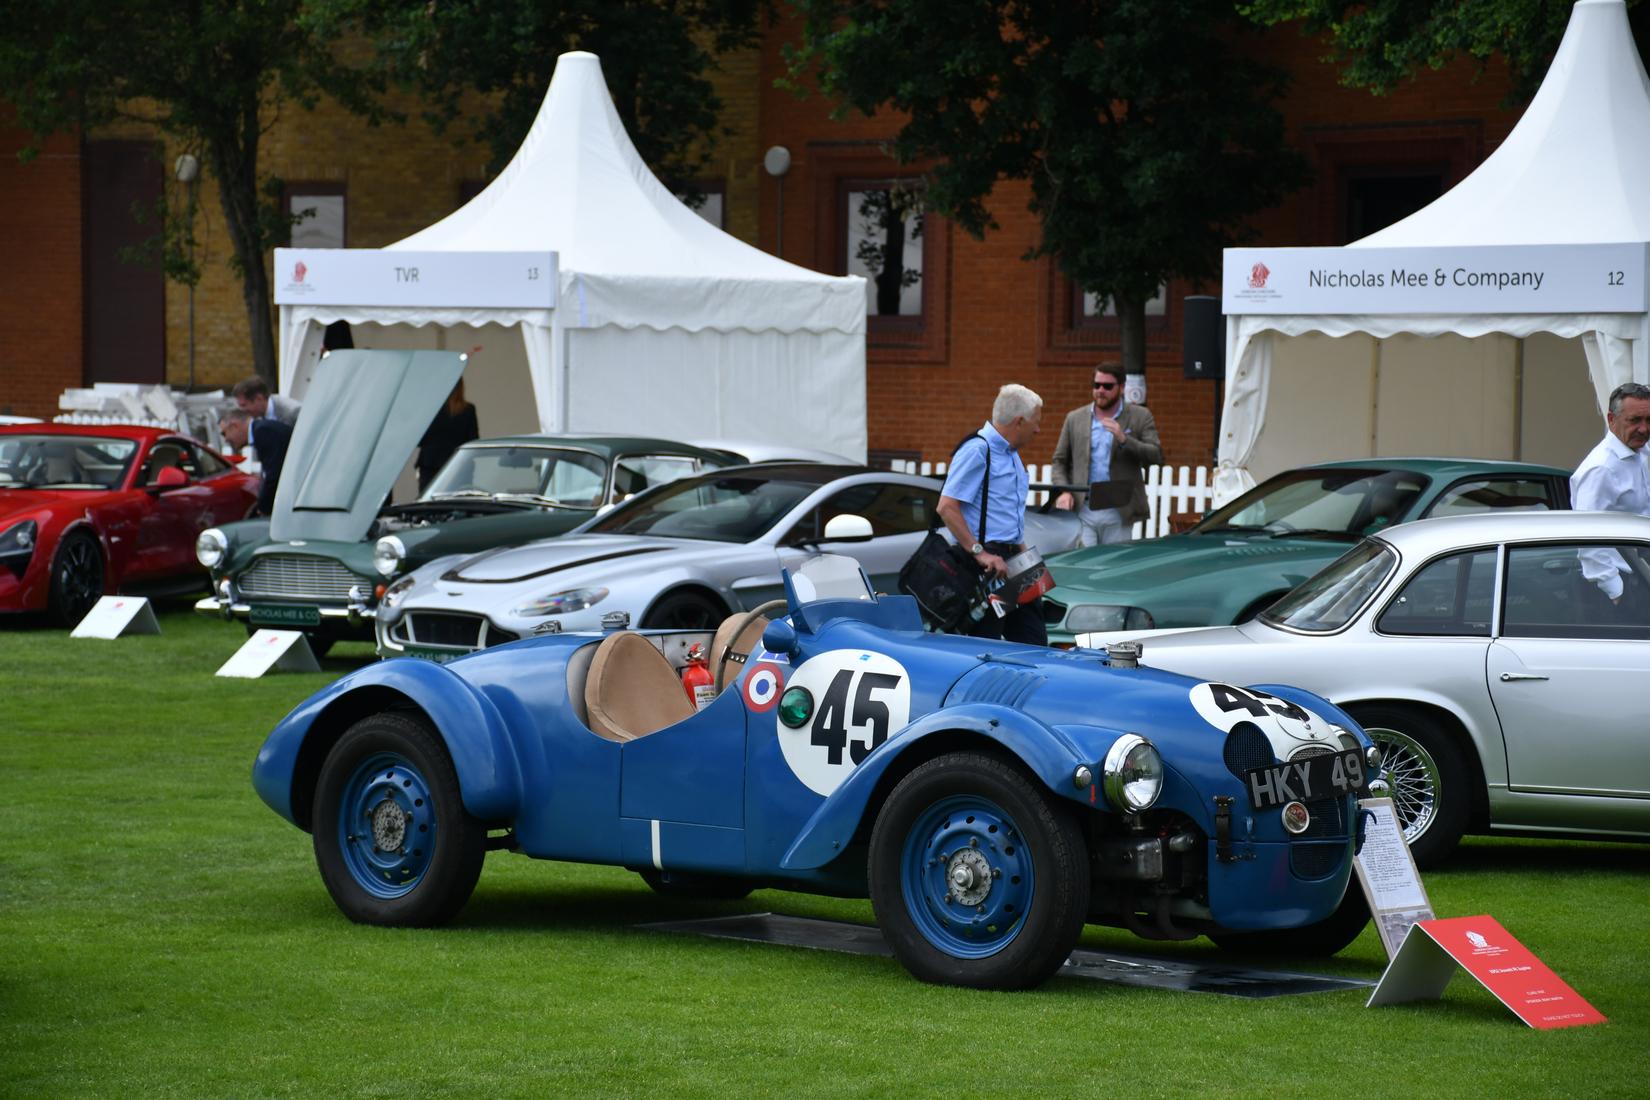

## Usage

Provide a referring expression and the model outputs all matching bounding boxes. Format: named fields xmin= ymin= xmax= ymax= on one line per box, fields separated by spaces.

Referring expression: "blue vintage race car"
xmin=253 ymin=553 xmax=1382 ymax=989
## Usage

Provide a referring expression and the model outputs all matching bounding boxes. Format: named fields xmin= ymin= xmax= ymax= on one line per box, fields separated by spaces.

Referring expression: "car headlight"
xmin=1101 ymin=733 xmax=1164 ymax=813
xmin=373 ymin=535 xmax=406 ymax=577
xmin=380 ymin=575 xmax=418 ymax=610
xmin=1065 ymin=603 xmax=1155 ymax=632
xmin=513 ymin=586 xmax=609 ymax=617
xmin=195 ymin=527 xmax=228 ymax=569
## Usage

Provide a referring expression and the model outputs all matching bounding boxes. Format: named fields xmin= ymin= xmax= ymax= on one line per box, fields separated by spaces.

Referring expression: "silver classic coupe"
xmin=1078 ymin=510 xmax=1650 ymax=866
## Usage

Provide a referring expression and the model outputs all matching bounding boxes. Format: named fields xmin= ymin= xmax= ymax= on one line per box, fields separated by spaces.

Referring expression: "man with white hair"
xmin=935 ymin=383 xmax=1047 ymax=644
xmin=1572 ymin=381 xmax=1650 ymax=602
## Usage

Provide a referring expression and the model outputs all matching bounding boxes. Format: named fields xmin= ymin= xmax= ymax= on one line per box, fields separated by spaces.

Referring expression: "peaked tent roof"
xmin=1354 ymin=0 xmax=1650 ymax=248
xmin=388 ymin=51 xmax=863 ymax=335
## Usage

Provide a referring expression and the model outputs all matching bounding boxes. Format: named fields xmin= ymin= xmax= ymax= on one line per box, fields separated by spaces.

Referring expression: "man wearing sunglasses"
xmin=1050 ymin=364 xmax=1161 ymax=546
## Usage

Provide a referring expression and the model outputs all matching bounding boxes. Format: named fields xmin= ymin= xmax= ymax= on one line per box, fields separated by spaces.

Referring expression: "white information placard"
xmin=1224 ymin=242 xmax=1649 ymax=315
xmin=216 ymin=629 xmax=322 ymax=678
xmin=70 ymin=595 xmax=161 ymax=639
xmin=1352 ymin=797 xmax=1434 ymax=959
xmin=274 ymin=248 xmax=557 ymax=309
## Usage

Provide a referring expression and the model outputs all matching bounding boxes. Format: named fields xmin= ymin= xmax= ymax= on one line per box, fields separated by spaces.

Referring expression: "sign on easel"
xmin=215 ymin=629 xmax=321 ymax=678
xmin=1368 ymin=915 xmax=1607 ymax=1029
xmin=1351 ymin=797 xmax=1434 ymax=958
xmin=71 ymin=596 xmax=161 ymax=639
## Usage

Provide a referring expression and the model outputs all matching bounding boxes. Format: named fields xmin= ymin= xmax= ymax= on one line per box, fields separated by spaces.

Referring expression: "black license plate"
xmin=402 ymin=646 xmax=462 ymax=663
xmin=248 ymin=603 xmax=321 ymax=628
xmin=1244 ymin=749 xmax=1365 ymax=809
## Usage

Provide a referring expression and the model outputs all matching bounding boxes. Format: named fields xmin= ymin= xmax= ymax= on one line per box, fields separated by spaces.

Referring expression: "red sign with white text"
xmin=1371 ymin=915 xmax=1606 ymax=1029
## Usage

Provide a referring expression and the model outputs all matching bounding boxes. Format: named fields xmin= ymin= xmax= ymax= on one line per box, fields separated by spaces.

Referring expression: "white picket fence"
xmin=890 ymin=459 xmax=1215 ymax=539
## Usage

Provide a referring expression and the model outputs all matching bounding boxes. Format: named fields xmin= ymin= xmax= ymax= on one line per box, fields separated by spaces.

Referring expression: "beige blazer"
xmin=1048 ymin=402 xmax=1163 ymax=524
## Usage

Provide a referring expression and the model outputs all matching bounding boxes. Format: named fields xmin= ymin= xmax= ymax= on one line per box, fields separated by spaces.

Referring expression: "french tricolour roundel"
xmin=743 ymin=662 xmax=785 ymax=711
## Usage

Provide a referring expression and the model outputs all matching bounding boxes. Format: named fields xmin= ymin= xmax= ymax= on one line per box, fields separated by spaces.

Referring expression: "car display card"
xmin=1367 ymin=915 xmax=1606 ymax=1029
xmin=215 ymin=629 xmax=322 ymax=678
xmin=71 ymin=595 xmax=161 ymax=639
xmin=1351 ymin=797 xmax=1434 ymax=958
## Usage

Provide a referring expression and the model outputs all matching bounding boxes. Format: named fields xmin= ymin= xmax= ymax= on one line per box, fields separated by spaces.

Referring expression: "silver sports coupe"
xmin=1078 ymin=510 xmax=1650 ymax=866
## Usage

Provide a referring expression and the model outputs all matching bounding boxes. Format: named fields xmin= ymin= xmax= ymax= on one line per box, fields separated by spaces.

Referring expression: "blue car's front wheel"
xmin=869 ymin=751 xmax=1088 ymax=990
xmin=312 ymin=712 xmax=484 ymax=926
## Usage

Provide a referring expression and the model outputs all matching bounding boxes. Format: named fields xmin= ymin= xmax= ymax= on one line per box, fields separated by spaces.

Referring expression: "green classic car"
xmin=194 ymin=349 xmax=731 ymax=652
xmin=1042 ymin=457 xmax=1571 ymax=644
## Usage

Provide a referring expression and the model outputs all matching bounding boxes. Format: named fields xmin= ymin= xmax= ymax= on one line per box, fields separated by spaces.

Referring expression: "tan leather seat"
xmin=583 ymin=631 xmax=694 ymax=742
xmin=711 ymin=612 xmax=769 ymax=693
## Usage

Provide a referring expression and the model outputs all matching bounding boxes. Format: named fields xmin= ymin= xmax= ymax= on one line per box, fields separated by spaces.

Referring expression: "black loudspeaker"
xmin=1182 ymin=295 xmax=1224 ymax=380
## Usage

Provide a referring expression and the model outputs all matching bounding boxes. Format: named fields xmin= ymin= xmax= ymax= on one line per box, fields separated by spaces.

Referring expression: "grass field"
xmin=2 ymin=602 xmax=1646 ymax=1097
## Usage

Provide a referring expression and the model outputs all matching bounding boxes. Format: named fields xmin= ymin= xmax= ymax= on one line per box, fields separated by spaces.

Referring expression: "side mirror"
xmin=822 ymin=514 xmax=873 ymax=543
xmin=150 ymin=466 xmax=189 ymax=490
xmin=761 ymin=618 xmax=798 ymax=657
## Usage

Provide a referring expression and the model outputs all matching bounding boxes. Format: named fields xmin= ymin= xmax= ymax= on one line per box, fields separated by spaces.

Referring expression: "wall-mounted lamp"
xmin=764 ymin=146 xmax=791 ymax=257
xmin=173 ymin=153 xmax=199 ymax=183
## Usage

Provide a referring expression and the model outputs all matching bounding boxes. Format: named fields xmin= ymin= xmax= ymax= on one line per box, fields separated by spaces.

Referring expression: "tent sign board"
xmin=1223 ymin=243 xmax=1648 ymax=315
xmin=1367 ymin=915 xmax=1606 ymax=1030
xmin=70 ymin=595 xmax=161 ymax=639
xmin=274 ymin=248 xmax=557 ymax=309
xmin=216 ymin=629 xmax=322 ymax=678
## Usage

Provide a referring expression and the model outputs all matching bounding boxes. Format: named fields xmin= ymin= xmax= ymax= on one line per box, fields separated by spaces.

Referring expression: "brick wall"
xmin=0 ymin=121 xmax=82 ymax=419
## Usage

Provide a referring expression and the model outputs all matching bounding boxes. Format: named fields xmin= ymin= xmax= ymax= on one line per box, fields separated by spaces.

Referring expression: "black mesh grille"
xmin=409 ymin=612 xmax=486 ymax=648
xmin=1290 ymin=842 xmax=1345 ymax=879
xmin=1223 ymin=722 xmax=1273 ymax=776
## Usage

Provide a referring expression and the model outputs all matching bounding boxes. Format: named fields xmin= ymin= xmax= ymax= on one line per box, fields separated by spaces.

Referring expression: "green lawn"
xmin=2 ymin=603 xmax=1646 ymax=1097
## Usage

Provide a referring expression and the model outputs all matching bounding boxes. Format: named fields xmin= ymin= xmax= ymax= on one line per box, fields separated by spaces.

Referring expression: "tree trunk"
xmin=208 ymin=116 xmax=278 ymax=389
xmin=1115 ymin=294 xmax=1147 ymax=380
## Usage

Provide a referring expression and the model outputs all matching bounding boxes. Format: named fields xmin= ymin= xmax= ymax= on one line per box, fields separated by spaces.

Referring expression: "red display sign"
xmin=1368 ymin=915 xmax=1606 ymax=1029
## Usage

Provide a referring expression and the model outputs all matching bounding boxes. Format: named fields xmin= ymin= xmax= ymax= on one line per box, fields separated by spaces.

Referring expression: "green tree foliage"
xmin=0 ymin=0 xmax=387 ymax=385
xmin=787 ymin=0 xmax=1309 ymax=374
xmin=367 ymin=0 xmax=766 ymax=195
xmin=1243 ymin=0 xmax=1650 ymax=104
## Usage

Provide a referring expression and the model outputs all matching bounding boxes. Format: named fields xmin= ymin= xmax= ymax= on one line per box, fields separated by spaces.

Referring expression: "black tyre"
xmin=637 ymin=867 xmax=754 ymax=900
xmin=312 ymin=711 xmax=485 ymax=926
xmin=47 ymin=530 xmax=105 ymax=627
xmin=641 ymin=590 xmax=724 ymax=630
xmin=1210 ymin=885 xmax=1369 ymax=957
xmin=1348 ymin=704 xmax=1469 ymax=868
xmin=868 ymin=751 xmax=1089 ymax=990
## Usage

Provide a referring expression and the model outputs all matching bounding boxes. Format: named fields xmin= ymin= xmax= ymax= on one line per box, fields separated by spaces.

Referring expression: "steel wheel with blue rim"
xmin=312 ymin=712 xmax=484 ymax=926
xmin=869 ymin=751 xmax=1088 ymax=990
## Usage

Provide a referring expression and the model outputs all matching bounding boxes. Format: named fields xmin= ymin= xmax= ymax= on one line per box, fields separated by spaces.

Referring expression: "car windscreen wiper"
xmin=427 ymin=490 xmax=493 ymax=500
xmin=1268 ymin=527 xmax=1359 ymax=541
xmin=491 ymin=492 xmax=580 ymax=509
xmin=1196 ymin=524 xmax=1268 ymax=535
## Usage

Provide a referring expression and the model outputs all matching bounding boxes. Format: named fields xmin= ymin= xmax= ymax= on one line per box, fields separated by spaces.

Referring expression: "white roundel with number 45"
xmin=777 ymin=650 xmax=911 ymax=796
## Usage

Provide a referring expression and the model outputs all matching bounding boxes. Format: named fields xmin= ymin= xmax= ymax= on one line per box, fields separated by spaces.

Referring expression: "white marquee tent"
xmin=274 ymin=51 xmax=869 ymax=460
xmin=1216 ymin=0 xmax=1650 ymax=501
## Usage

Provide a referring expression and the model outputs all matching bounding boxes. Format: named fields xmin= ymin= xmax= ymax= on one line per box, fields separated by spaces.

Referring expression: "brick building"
xmin=0 ymin=20 xmax=1520 ymax=472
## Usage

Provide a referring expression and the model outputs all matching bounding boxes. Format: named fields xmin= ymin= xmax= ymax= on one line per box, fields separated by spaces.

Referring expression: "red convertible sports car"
xmin=0 ymin=424 xmax=259 ymax=626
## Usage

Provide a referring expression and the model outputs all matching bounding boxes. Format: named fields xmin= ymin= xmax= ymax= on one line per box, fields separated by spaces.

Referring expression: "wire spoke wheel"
xmin=1367 ymin=726 xmax=1440 ymax=845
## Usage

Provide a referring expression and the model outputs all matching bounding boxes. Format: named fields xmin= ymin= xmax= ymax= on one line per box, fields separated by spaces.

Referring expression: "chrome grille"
xmin=240 ymin=554 xmax=370 ymax=600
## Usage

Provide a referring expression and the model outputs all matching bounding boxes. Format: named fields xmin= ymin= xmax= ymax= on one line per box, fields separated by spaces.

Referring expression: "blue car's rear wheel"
xmin=869 ymin=752 xmax=1088 ymax=990
xmin=312 ymin=712 xmax=484 ymax=926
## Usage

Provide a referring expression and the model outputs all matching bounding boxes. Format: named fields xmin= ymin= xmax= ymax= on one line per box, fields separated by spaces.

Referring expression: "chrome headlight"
xmin=1101 ymin=733 xmax=1164 ymax=813
xmin=513 ymin=586 xmax=609 ymax=618
xmin=372 ymin=535 xmax=406 ymax=577
xmin=1065 ymin=603 xmax=1155 ymax=632
xmin=195 ymin=527 xmax=228 ymax=569
xmin=380 ymin=575 xmax=417 ymax=610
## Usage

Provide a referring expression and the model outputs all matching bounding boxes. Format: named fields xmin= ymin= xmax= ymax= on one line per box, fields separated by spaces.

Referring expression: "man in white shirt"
xmin=1571 ymin=381 xmax=1650 ymax=601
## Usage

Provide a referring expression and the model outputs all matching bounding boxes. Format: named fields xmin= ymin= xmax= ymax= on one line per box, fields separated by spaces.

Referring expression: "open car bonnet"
xmin=270 ymin=349 xmax=466 ymax=542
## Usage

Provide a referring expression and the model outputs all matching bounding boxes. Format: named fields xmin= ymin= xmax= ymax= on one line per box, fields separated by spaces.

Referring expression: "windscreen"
xmin=587 ymin=472 xmax=822 ymax=543
xmin=0 ymin=435 xmax=139 ymax=489
xmin=423 ymin=446 xmax=607 ymax=507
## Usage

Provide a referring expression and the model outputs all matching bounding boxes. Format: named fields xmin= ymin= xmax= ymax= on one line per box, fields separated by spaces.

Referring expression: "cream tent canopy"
xmin=1216 ymin=0 xmax=1650 ymax=501
xmin=275 ymin=51 xmax=869 ymax=460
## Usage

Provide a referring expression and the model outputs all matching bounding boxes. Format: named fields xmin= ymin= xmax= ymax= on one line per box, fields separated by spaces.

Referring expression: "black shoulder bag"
xmin=898 ymin=434 xmax=990 ymax=630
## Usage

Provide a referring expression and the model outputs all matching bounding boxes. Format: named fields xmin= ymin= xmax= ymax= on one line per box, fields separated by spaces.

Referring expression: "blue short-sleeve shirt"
xmin=940 ymin=422 xmax=1028 ymax=544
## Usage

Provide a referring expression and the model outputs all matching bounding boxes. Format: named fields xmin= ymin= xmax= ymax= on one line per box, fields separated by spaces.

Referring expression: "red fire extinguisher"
xmin=681 ymin=643 xmax=715 ymax=711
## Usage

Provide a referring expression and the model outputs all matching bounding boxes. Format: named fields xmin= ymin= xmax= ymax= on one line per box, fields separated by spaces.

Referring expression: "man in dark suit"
xmin=219 ymin=407 xmax=294 ymax=518
xmin=1049 ymin=363 xmax=1162 ymax=545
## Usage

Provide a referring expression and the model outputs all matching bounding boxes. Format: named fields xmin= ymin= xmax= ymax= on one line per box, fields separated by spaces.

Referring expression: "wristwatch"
xmin=969 ymin=541 xmax=985 ymax=556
